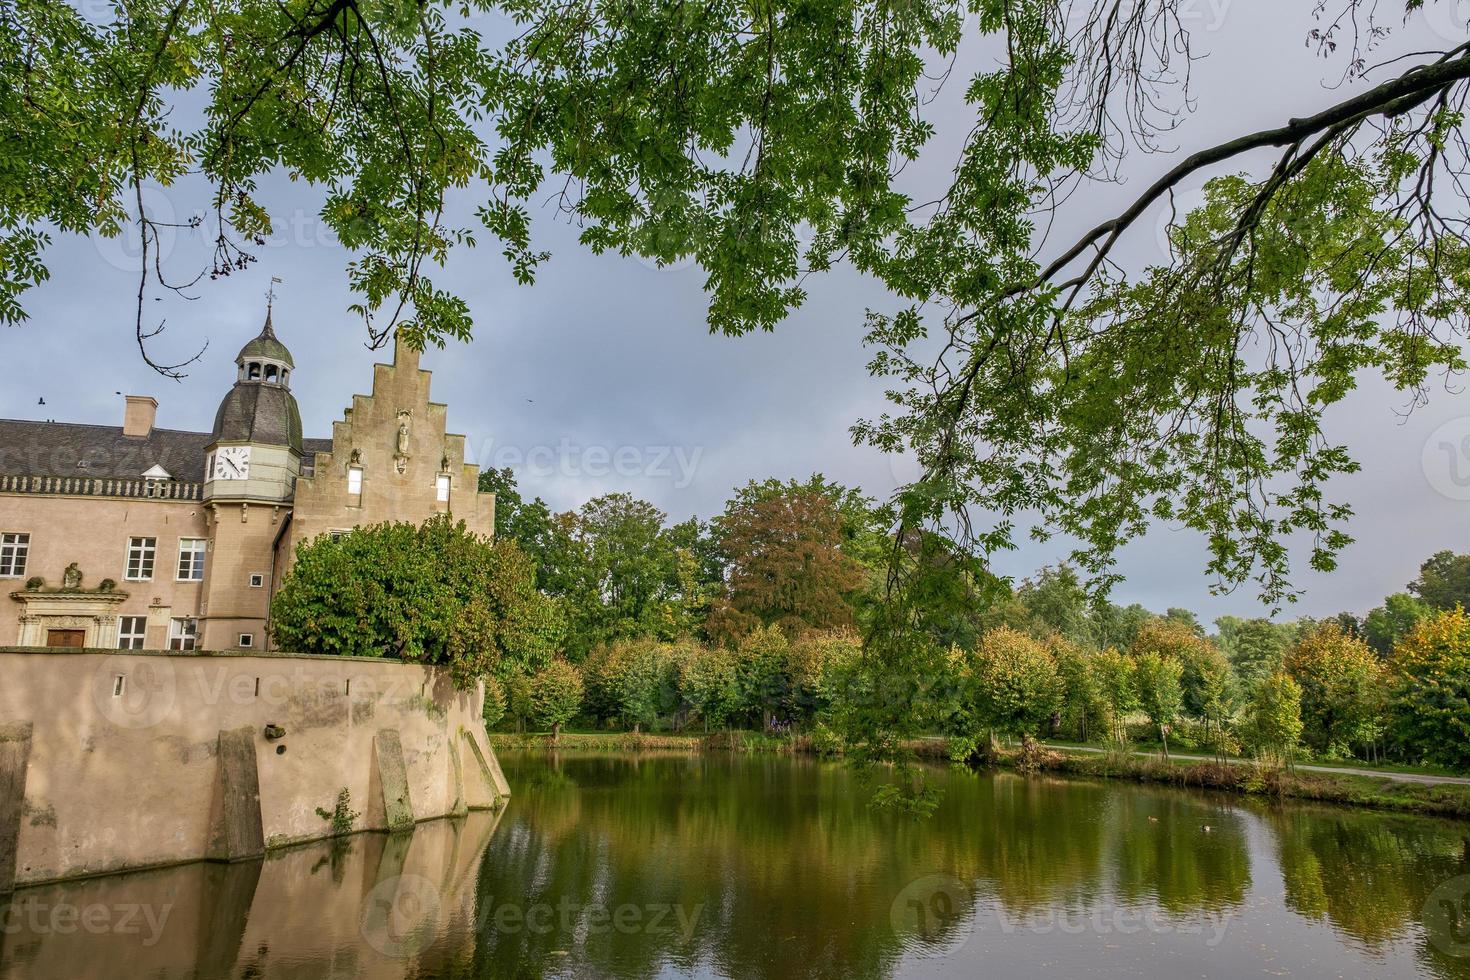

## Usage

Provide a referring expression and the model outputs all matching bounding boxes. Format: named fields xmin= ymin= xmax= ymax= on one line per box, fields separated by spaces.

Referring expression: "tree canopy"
xmin=14 ymin=1 xmax=1470 ymax=778
xmin=8 ymin=1 xmax=1468 ymax=603
xmin=269 ymin=515 xmax=563 ymax=686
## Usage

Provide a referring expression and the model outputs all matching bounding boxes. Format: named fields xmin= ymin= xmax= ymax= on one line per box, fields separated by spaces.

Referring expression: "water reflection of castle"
xmin=0 ymin=811 xmax=503 ymax=979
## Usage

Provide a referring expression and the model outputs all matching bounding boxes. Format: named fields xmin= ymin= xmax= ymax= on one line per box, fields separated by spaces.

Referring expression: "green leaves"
xmin=268 ymin=515 xmax=563 ymax=687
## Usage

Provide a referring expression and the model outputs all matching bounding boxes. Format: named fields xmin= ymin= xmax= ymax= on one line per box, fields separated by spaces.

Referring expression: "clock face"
xmin=213 ymin=446 xmax=252 ymax=480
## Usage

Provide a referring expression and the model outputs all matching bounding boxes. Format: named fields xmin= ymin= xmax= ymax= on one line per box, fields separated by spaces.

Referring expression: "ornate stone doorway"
xmin=9 ymin=588 xmax=128 ymax=647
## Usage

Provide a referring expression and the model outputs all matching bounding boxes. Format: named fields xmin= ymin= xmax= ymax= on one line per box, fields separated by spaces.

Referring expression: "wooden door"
xmin=45 ymin=629 xmax=85 ymax=648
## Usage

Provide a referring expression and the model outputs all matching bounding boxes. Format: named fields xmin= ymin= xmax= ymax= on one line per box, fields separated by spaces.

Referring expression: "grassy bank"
xmin=489 ymin=731 xmax=1470 ymax=819
xmin=1000 ymin=747 xmax=1470 ymax=820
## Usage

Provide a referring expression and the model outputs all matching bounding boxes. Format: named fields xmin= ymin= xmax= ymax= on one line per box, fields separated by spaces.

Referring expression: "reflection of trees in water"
xmin=1267 ymin=806 xmax=1470 ymax=953
xmin=1105 ymin=789 xmax=1251 ymax=915
xmin=479 ymin=755 xmax=1267 ymax=979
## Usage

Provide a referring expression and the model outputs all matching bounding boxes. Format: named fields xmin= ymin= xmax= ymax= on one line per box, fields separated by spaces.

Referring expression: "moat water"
xmin=3 ymin=750 xmax=1470 ymax=978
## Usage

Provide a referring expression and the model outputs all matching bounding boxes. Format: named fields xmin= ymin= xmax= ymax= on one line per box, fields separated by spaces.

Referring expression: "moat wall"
xmin=0 ymin=647 xmax=509 ymax=891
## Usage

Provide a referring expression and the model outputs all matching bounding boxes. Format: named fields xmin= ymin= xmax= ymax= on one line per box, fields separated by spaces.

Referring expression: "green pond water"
xmin=4 ymin=750 xmax=1470 ymax=978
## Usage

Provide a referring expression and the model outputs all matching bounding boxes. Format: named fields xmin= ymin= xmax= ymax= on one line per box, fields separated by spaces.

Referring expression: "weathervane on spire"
xmin=266 ymin=276 xmax=283 ymax=315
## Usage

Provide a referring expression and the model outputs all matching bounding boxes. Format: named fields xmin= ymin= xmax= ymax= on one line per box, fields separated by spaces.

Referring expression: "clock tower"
xmin=200 ymin=308 xmax=303 ymax=649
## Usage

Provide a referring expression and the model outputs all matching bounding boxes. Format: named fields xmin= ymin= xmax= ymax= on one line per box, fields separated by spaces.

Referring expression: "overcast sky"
xmin=4 ymin=1 xmax=1470 ymax=625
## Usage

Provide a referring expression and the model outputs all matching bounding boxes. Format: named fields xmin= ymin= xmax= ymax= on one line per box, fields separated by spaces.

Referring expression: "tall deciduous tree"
xmin=1243 ymin=674 xmax=1305 ymax=768
xmin=529 ymin=659 xmax=584 ymax=742
xmin=1092 ymin=648 xmax=1138 ymax=745
xmin=961 ymin=626 xmax=1062 ymax=749
xmin=1388 ymin=607 xmax=1470 ymax=771
xmin=708 ymin=480 xmax=868 ymax=642
xmin=1362 ymin=593 xmax=1433 ymax=658
xmin=1407 ymin=551 xmax=1470 ymax=611
xmin=1133 ymin=651 xmax=1185 ymax=758
xmin=1286 ymin=624 xmax=1385 ymax=759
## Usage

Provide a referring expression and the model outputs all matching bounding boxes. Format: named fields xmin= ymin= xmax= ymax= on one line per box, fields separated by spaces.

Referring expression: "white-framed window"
xmin=117 ymin=616 xmax=147 ymax=650
xmin=436 ymin=474 xmax=451 ymax=503
xmin=168 ymin=617 xmax=197 ymax=651
xmin=125 ymin=537 xmax=157 ymax=581
xmin=328 ymin=529 xmax=351 ymax=543
xmin=0 ymin=533 xmax=29 ymax=578
xmin=238 ymin=633 xmax=254 ymax=648
xmin=176 ymin=538 xmax=206 ymax=581
xmin=249 ymin=573 xmax=265 ymax=588
xmin=347 ymin=466 xmax=363 ymax=495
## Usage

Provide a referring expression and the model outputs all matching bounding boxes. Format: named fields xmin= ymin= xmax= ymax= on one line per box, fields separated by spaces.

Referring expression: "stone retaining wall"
xmin=0 ymin=647 xmax=509 ymax=891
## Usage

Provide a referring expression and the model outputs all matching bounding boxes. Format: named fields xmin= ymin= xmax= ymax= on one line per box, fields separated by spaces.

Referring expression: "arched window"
xmin=265 ymin=364 xmax=279 ymax=383
xmin=247 ymin=362 xmax=262 ymax=380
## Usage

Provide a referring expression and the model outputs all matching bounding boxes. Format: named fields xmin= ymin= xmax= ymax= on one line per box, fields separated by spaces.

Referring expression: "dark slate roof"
xmin=212 ymin=383 xmax=304 ymax=453
xmin=0 ymin=420 xmax=214 ymax=480
xmin=0 ymin=418 xmax=332 ymax=480
xmin=237 ymin=311 xmax=295 ymax=368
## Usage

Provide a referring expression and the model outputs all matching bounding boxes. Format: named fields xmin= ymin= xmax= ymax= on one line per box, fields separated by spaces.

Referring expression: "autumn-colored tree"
xmin=1049 ymin=637 xmax=1106 ymax=743
xmin=1285 ymin=624 xmax=1385 ymax=759
xmin=1242 ymin=673 xmax=1304 ymax=767
xmin=529 ymin=660 xmax=584 ymax=742
xmin=788 ymin=629 xmax=863 ymax=722
xmin=1387 ymin=608 xmax=1470 ymax=771
xmin=1134 ymin=652 xmax=1185 ymax=758
xmin=1091 ymin=648 xmax=1138 ymax=745
xmin=960 ymin=627 xmax=1062 ymax=750
xmin=707 ymin=482 xmax=867 ymax=643
xmin=1131 ymin=619 xmax=1232 ymax=732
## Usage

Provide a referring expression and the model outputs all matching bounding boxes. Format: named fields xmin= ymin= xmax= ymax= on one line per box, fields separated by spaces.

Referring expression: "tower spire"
xmin=263 ymin=276 xmax=282 ymax=337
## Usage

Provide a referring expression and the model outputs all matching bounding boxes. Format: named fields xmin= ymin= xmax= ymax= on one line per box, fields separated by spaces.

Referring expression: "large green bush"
xmin=269 ymin=516 xmax=564 ymax=687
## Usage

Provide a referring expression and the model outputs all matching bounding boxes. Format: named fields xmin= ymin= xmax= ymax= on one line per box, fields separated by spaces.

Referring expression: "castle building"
xmin=0 ymin=315 xmax=494 ymax=650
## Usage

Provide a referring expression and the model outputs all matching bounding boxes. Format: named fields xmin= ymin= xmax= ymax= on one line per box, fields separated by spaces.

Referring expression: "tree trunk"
xmin=551 ymin=721 xmax=561 ymax=744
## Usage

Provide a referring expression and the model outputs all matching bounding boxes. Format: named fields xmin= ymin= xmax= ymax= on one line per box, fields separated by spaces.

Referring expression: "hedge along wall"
xmin=0 ymin=647 xmax=510 ymax=891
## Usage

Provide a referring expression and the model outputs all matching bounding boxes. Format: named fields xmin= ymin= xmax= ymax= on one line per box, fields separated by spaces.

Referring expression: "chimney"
xmin=122 ymin=395 xmax=158 ymax=438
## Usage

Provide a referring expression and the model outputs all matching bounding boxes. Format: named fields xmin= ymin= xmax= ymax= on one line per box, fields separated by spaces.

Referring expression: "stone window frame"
xmin=0 ymin=532 xmax=28 ymax=578
xmin=176 ymin=538 xmax=207 ymax=582
xmin=168 ymin=617 xmax=197 ymax=651
xmin=124 ymin=536 xmax=157 ymax=582
xmin=347 ymin=465 xmax=364 ymax=496
xmin=117 ymin=616 xmax=147 ymax=650
xmin=435 ymin=473 xmax=451 ymax=503
xmin=238 ymin=632 xmax=254 ymax=648
xmin=249 ymin=572 xmax=265 ymax=588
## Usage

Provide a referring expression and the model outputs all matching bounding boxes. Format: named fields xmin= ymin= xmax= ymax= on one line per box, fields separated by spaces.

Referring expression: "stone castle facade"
xmin=0 ymin=314 xmax=494 ymax=650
